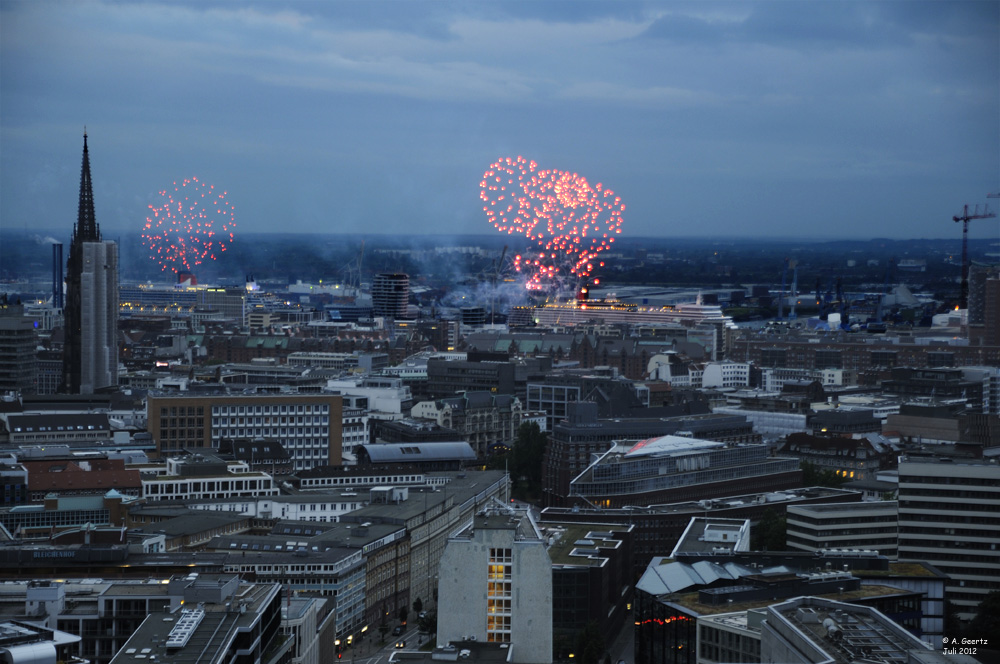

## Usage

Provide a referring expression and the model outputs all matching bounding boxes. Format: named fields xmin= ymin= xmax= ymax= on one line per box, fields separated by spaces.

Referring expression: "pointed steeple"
xmin=75 ymin=129 xmax=101 ymax=242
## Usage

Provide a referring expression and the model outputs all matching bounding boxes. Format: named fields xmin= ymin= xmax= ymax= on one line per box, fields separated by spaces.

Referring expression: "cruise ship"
xmin=531 ymin=293 xmax=736 ymax=328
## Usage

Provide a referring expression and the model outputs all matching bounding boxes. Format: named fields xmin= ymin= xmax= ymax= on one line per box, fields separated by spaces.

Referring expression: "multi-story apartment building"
xmin=731 ymin=329 xmax=1000 ymax=370
xmin=140 ymin=454 xmax=279 ymax=502
xmin=327 ymin=376 xmax=412 ymax=418
xmin=437 ymin=510 xmax=552 ymax=660
xmin=882 ymin=367 xmax=984 ymax=407
xmin=425 ymin=356 xmax=552 ymax=402
xmin=760 ymin=366 xmax=858 ymax=392
xmin=147 ymin=393 xmax=343 ymax=470
xmin=411 ymin=391 xmax=523 ymax=457
xmin=777 ymin=432 xmax=896 ymax=482
xmin=701 ymin=360 xmax=752 ymax=389
xmin=341 ymin=394 xmax=369 ymax=461
xmin=207 ymin=519 xmax=408 ymax=640
xmin=897 ymin=456 xmax=1000 ymax=621
xmin=372 ymin=272 xmax=410 ymax=319
xmin=339 ymin=470 xmax=508 ymax=613
xmin=786 ymin=500 xmax=899 ymax=559
xmin=199 ymin=286 xmax=248 ymax=323
xmin=0 ymin=298 xmax=37 ymax=394
xmin=2 ymin=412 xmax=113 ymax=445
xmin=134 ymin=492 xmax=365 ymax=522
xmin=526 ymin=371 xmax=649 ymax=431
xmin=426 ymin=358 xmax=517 ymax=399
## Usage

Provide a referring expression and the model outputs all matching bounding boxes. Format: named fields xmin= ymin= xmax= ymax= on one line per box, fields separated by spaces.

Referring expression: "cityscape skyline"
xmin=0 ymin=114 xmax=998 ymax=662
xmin=1 ymin=1 xmax=998 ymax=242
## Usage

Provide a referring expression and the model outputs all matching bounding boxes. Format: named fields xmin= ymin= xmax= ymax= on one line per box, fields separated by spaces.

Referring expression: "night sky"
xmin=1 ymin=1 xmax=997 ymax=242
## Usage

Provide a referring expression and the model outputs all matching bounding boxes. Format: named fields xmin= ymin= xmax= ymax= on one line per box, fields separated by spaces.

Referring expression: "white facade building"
xmin=702 ymin=361 xmax=752 ymax=389
xmin=437 ymin=510 xmax=552 ymax=661
xmin=141 ymin=457 xmax=279 ymax=502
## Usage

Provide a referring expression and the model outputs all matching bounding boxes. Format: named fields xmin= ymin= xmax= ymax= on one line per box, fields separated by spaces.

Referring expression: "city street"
xmin=340 ymin=625 xmax=428 ymax=664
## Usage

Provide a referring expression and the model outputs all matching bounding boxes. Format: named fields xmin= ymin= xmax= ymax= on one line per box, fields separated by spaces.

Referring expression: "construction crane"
xmin=836 ymin=277 xmax=850 ymax=330
xmin=953 ymin=204 xmax=996 ymax=309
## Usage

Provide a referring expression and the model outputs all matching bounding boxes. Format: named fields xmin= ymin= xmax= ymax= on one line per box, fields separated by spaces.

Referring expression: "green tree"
xmin=751 ymin=508 xmax=788 ymax=551
xmin=575 ymin=621 xmax=605 ymax=664
xmin=510 ymin=422 xmax=547 ymax=502
xmin=488 ymin=422 xmax=548 ymax=503
xmin=412 ymin=597 xmax=423 ymax=615
xmin=417 ymin=610 xmax=437 ymax=635
xmin=801 ymin=461 xmax=849 ymax=488
xmin=967 ymin=591 xmax=1000 ymax=645
xmin=943 ymin=600 xmax=963 ymax=642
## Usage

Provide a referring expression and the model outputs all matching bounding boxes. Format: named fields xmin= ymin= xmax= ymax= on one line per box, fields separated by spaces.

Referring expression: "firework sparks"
xmin=480 ymin=156 xmax=623 ymax=290
xmin=142 ymin=177 xmax=236 ymax=274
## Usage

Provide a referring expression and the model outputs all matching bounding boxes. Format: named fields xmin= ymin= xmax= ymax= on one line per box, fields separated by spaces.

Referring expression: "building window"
xmin=487 ymin=548 xmax=512 ymax=642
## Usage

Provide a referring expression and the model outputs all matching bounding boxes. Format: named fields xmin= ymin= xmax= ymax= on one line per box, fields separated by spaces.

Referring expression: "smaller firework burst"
xmin=142 ymin=177 xmax=236 ymax=274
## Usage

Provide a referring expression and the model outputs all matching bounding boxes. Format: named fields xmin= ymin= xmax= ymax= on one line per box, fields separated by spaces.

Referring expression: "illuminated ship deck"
xmin=531 ymin=297 xmax=735 ymax=327
xmin=119 ymin=284 xmax=199 ymax=314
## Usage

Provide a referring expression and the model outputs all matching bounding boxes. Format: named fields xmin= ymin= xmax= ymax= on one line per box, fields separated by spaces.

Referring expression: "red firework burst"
xmin=480 ymin=156 xmax=623 ymax=290
xmin=142 ymin=177 xmax=236 ymax=274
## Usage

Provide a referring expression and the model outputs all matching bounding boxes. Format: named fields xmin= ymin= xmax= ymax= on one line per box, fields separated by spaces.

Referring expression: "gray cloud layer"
xmin=1 ymin=0 xmax=997 ymax=242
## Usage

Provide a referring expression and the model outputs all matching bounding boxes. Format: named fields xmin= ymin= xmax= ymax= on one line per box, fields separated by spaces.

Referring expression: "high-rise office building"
xmin=147 ymin=393 xmax=344 ymax=469
xmin=0 ymin=297 xmax=37 ymax=394
xmin=62 ymin=133 xmax=119 ymax=394
xmin=897 ymin=456 xmax=1000 ymax=621
xmin=372 ymin=272 xmax=409 ymax=319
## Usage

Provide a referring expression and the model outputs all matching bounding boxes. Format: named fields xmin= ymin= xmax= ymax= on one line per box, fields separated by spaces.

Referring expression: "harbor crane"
xmin=953 ymin=203 xmax=996 ymax=309
xmin=489 ymin=245 xmax=507 ymax=324
xmin=778 ymin=258 xmax=797 ymax=320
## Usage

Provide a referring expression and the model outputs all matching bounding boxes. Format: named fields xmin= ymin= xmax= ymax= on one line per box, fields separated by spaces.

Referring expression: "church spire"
xmin=75 ymin=129 xmax=101 ymax=242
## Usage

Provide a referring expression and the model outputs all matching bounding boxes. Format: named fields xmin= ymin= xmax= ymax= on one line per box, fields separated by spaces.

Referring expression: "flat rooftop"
xmin=111 ymin=582 xmax=279 ymax=664
xmin=541 ymin=522 xmax=629 ymax=567
xmin=789 ymin=501 xmax=898 ymax=514
xmin=851 ymin=562 xmax=946 ymax=579
xmin=771 ymin=596 xmax=929 ymax=663
xmin=667 ymin=583 xmax=909 ymax=617
xmin=671 ymin=518 xmax=749 ymax=556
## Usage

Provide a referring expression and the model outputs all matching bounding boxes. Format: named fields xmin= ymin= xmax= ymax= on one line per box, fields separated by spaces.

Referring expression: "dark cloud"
xmin=1 ymin=1 xmax=997 ymax=243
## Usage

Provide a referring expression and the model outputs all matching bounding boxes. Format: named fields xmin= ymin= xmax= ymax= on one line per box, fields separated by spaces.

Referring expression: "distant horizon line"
xmin=3 ymin=228 xmax=996 ymax=244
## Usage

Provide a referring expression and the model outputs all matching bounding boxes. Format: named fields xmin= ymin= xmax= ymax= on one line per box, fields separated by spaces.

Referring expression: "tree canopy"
xmin=487 ymin=422 xmax=547 ymax=503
